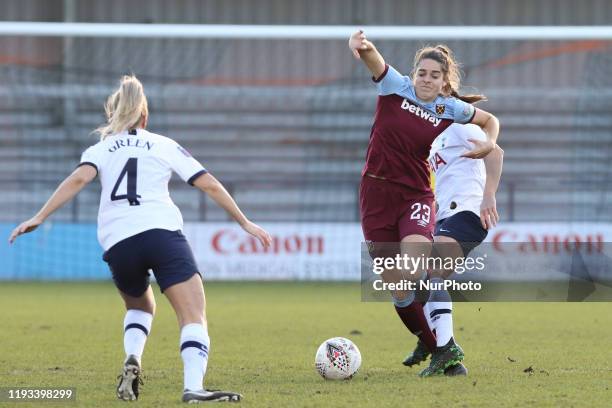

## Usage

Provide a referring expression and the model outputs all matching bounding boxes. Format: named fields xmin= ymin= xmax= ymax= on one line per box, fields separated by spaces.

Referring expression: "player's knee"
xmin=392 ymin=290 xmax=415 ymax=308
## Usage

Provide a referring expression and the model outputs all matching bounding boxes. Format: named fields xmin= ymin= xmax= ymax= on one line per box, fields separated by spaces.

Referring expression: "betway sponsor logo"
xmin=212 ymin=229 xmax=324 ymax=255
xmin=491 ymin=230 xmax=604 ymax=253
xmin=401 ymin=99 xmax=442 ymax=127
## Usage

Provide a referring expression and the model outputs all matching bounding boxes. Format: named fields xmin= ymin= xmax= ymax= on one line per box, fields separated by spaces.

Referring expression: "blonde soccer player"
xmin=9 ymin=75 xmax=272 ymax=403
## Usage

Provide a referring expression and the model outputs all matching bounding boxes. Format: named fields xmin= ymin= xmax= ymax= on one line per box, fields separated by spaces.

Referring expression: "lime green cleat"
xmin=419 ymin=339 xmax=464 ymax=377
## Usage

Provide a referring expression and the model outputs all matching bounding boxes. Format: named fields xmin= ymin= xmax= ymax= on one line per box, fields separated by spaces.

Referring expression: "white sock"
xmin=180 ymin=323 xmax=210 ymax=391
xmin=123 ymin=309 xmax=153 ymax=363
xmin=423 ymin=301 xmax=434 ymax=331
xmin=427 ymin=278 xmax=454 ymax=347
xmin=429 ymin=301 xmax=453 ymax=347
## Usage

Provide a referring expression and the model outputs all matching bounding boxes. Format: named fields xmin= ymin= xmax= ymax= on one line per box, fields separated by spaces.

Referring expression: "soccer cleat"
xmin=182 ymin=389 xmax=242 ymax=403
xmin=402 ymin=340 xmax=431 ymax=367
xmin=444 ymin=362 xmax=468 ymax=376
xmin=116 ymin=355 xmax=143 ymax=401
xmin=419 ymin=338 xmax=464 ymax=377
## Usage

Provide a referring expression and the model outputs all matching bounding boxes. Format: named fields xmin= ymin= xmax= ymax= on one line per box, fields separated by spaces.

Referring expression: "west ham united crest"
xmin=435 ymin=104 xmax=446 ymax=115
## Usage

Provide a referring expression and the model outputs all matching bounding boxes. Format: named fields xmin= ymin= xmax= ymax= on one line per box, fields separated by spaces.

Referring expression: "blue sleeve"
xmin=373 ymin=64 xmax=412 ymax=96
xmin=452 ymin=98 xmax=476 ymax=124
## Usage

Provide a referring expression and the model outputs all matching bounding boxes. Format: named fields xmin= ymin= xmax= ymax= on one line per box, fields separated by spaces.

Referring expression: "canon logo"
xmin=211 ymin=229 xmax=324 ymax=255
xmin=491 ymin=230 xmax=604 ymax=253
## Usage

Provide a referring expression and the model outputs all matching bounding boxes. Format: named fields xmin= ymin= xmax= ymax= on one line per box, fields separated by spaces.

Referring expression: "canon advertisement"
xmin=183 ymin=223 xmax=612 ymax=281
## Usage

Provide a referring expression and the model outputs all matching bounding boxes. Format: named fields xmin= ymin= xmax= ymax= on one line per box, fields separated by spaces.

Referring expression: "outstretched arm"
xmin=480 ymin=146 xmax=504 ymax=229
xmin=348 ymin=30 xmax=386 ymax=78
xmin=192 ymin=173 xmax=272 ymax=248
xmin=9 ymin=165 xmax=97 ymax=243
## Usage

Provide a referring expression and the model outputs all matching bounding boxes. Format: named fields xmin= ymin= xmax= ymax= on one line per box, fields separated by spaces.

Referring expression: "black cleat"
xmin=182 ymin=389 xmax=242 ymax=403
xmin=402 ymin=340 xmax=431 ymax=367
xmin=444 ymin=362 xmax=468 ymax=376
xmin=116 ymin=355 xmax=143 ymax=401
xmin=419 ymin=338 xmax=464 ymax=377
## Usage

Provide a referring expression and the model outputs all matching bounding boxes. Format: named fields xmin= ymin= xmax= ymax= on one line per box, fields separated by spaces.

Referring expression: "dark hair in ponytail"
xmin=413 ymin=44 xmax=486 ymax=104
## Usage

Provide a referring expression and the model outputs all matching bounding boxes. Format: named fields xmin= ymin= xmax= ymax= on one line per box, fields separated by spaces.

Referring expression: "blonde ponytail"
xmin=94 ymin=75 xmax=148 ymax=140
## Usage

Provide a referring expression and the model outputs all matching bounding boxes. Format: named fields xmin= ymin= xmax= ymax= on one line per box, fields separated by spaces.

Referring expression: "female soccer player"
xmin=403 ymin=123 xmax=504 ymax=376
xmin=349 ymin=30 xmax=500 ymax=376
xmin=9 ymin=75 xmax=272 ymax=402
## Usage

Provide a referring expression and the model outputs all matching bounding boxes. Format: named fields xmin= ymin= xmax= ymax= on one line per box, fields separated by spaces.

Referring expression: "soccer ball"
xmin=314 ymin=337 xmax=361 ymax=380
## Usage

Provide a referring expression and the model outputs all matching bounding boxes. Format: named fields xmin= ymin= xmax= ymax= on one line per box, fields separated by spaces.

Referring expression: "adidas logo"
xmin=400 ymin=99 xmax=442 ymax=127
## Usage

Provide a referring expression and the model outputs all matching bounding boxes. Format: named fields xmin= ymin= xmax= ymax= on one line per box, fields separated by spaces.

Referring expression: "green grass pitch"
xmin=1 ymin=282 xmax=611 ymax=407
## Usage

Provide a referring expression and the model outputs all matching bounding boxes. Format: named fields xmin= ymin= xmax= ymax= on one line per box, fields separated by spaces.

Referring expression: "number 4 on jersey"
xmin=111 ymin=157 xmax=141 ymax=206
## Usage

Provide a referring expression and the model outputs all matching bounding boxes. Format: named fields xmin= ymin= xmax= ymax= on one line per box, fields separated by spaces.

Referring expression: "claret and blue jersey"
xmin=362 ymin=64 xmax=476 ymax=192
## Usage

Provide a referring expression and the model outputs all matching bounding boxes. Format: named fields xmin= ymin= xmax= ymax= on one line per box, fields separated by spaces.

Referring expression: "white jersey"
xmin=428 ymin=123 xmax=486 ymax=220
xmin=80 ymin=128 xmax=206 ymax=250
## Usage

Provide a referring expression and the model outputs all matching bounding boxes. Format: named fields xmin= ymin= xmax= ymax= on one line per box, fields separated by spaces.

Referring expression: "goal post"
xmin=0 ymin=22 xmax=612 ymax=39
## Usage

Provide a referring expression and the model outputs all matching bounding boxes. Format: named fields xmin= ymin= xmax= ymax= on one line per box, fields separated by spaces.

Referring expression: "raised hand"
xmin=348 ymin=30 xmax=370 ymax=59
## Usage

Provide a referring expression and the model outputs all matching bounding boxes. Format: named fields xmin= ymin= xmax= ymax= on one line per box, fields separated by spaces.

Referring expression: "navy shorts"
xmin=102 ymin=229 xmax=201 ymax=297
xmin=434 ymin=211 xmax=488 ymax=256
